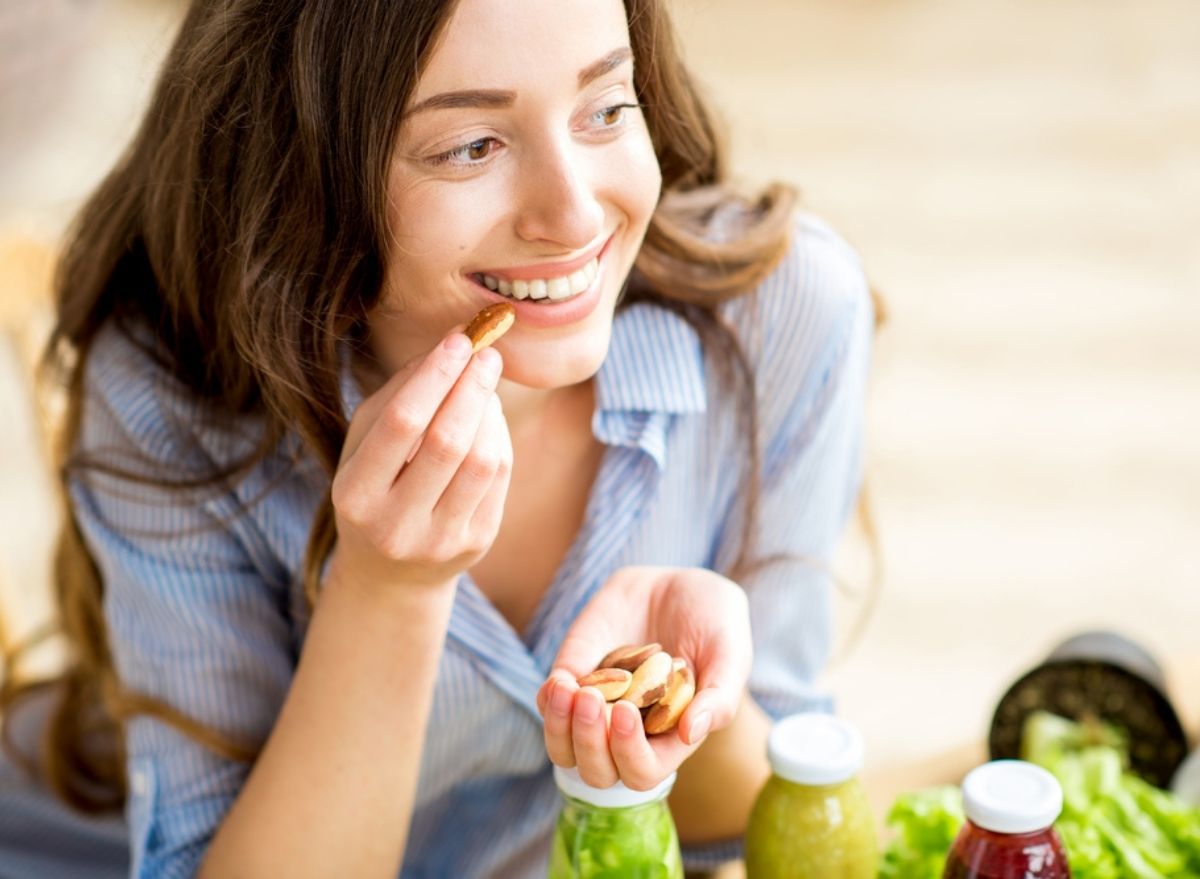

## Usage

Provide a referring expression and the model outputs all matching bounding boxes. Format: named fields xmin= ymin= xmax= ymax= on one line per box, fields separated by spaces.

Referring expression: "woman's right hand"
xmin=326 ymin=331 xmax=512 ymax=592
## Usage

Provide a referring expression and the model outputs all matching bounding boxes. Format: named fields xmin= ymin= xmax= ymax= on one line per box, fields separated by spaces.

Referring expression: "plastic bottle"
xmin=744 ymin=712 xmax=877 ymax=878
xmin=547 ymin=765 xmax=683 ymax=879
xmin=943 ymin=760 xmax=1071 ymax=878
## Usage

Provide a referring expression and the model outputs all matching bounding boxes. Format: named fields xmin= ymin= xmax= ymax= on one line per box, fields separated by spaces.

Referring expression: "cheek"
xmin=615 ymin=135 xmax=663 ymax=227
xmin=384 ymin=177 xmax=487 ymax=277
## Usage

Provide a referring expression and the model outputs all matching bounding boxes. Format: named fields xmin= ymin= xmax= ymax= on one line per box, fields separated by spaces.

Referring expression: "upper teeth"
xmin=478 ymin=257 xmax=599 ymax=301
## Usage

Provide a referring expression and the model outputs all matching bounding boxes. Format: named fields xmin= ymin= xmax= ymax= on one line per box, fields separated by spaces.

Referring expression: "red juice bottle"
xmin=943 ymin=760 xmax=1071 ymax=879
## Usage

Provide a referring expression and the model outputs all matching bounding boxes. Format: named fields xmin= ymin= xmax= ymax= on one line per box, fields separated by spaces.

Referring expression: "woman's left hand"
xmin=536 ymin=566 xmax=753 ymax=791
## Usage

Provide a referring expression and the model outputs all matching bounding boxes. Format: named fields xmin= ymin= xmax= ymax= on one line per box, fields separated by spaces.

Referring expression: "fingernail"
xmin=611 ymin=702 xmax=635 ymax=736
xmin=689 ymin=712 xmax=711 ymax=744
xmin=444 ymin=333 xmax=472 ymax=358
xmin=575 ymin=690 xmax=601 ymax=724
xmin=550 ymin=682 xmax=574 ymax=718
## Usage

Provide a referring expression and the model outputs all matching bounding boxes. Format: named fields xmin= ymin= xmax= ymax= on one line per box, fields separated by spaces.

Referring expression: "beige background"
xmin=2 ymin=0 xmax=1198 ymax=810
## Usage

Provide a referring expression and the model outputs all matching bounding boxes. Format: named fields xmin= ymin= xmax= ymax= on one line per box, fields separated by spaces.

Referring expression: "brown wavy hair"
xmin=1 ymin=0 xmax=878 ymax=814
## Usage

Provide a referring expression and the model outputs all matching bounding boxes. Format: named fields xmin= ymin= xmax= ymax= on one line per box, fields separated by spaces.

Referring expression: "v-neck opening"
xmin=447 ymin=428 xmax=670 ymax=726
xmin=458 ymin=439 xmax=619 ymax=654
xmin=519 ymin=442 xmax=618 ymax=647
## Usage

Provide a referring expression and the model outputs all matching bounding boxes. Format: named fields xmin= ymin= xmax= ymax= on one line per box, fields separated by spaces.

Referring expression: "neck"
xmin=498 ymin=377 xmax=594 ymax=440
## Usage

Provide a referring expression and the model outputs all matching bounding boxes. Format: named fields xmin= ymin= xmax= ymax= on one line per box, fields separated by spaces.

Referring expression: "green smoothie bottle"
xmin=548 ymin=765 xmax=683 ymax=879
xmin=744 ymin=712 xmax=877 ymax=878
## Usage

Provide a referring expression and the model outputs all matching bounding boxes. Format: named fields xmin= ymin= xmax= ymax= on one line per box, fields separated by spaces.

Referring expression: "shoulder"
xmin=736 ymin=212 xmax=871 ymax=364
xmin=721 ymin=212 xmax=873 ymax=395
xmin=81 ymin=319 xmax=195 ymax=465
xmin=78 ymin=320 xmax=271 ymax=493
xmin=74 ymin=321 xmax=293 ymax=580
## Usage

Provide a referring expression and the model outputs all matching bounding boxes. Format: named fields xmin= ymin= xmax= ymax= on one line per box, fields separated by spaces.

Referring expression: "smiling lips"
xmin=470 ymin=235 xmax=609 ymax=304
xmin=473 ymin=257 xmax=600 ymax=302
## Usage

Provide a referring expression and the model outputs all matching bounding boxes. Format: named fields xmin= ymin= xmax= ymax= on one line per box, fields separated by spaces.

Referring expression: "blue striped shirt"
xmin=0 ymin=212 xmax=873 ymax=878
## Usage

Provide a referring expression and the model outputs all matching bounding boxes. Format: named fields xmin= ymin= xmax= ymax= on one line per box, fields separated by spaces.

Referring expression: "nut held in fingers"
xmin=643 ymin=664 xmax=696 ymax=735
xmin=625 ymin=651 xmax=673 ymax=708
xmin=464 ymin=302 xmax=516 ymax=352
xmin=597 ymin=642 xmax=663 ymax=673
xmin=576 ymin=668 xmax=633 ymax=702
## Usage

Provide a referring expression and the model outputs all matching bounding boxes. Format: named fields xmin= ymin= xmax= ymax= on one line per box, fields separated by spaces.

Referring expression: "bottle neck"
xmin=560 ymin=792 xmax=669 ymax=814
xmin=963 ymin=818 xmax=1057 ymax=841
xmin=769 ymin=772 xmax=858 ymax=794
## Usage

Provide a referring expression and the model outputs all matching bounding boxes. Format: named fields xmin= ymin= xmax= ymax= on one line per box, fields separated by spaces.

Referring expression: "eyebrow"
xmin=577 ymin=46 xmax=633 ymax=88
xmin=407 ymin=46 xmax=633 ymax=116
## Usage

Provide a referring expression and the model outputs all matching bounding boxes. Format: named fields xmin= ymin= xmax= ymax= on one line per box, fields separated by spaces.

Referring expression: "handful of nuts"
xmin=575 ymin=643 xmax=696 ymax=735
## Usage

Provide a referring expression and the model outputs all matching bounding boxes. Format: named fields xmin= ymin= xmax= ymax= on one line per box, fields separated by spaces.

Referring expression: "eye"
xmin=590 ymin=102 xmax=642 ymax=128
xmin=462 ymin=139 xmax=493 ymax=160
xmin=430 ymin=136 xmax=501 ymax=167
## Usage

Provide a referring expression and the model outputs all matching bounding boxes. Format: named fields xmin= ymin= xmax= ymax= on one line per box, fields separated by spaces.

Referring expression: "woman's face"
xmin=379 ymin=0 xmax=662 ymax=389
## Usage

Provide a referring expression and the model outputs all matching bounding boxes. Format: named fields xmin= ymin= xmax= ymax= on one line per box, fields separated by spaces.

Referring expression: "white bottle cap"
xmin=767 ymin=712 xmax=864 ymax=786
xmin=962 ymin=760 xmax=1063 ymax=834
xmin=553 ymin=765 xmax=677 ymax=809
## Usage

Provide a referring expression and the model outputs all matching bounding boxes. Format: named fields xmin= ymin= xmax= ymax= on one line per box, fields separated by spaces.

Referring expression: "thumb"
xmin=550 ymin=630 xmax=611 ymax=681
xmin=679 ymin=649 xmax=745 ymax=746
xmin=680 ymin=686 xmax=742 ymax=746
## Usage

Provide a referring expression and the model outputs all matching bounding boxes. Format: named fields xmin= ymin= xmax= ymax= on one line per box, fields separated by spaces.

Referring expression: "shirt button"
xmin=130 ymin=770 xmax=148 ymax=797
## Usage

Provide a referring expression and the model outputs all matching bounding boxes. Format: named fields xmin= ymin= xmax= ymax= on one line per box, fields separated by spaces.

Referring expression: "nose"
xmin=513 ymin=135 xmax=605 ymax=250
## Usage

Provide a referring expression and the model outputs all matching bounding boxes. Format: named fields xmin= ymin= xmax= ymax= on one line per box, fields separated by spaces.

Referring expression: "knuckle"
xmin=426 ymin=536 xmax=465 ymax=566
xmin=624 ymin=773 xmax=657 ymax=793
xmin=382 ymin=403 xmax=424 ymax=439
xmin=424 ymin=428 xmax=470 ymax=465
xmin=460 ymin=448 xmax=499 ymax=483
xmin=420 ymin=536 xmax=448 ymax=564
xmin=492 ymin=445 xmax=512 ymax=476
xmin=462 ymin=532 xmax=494 ymax=558
xmin=430 ymin=353 xmax=463 ymax=384
xmin=467 ymin=364 xmax=496 ymax=394
xmin=371 ymin=520 xmax=417 ymax=561
xmin=480 ymin=519 xmax=504 ymax=548
xmin=330 ymin=474 xmax=350 ymax=508
xmin=580 ymin=766 xmax=618 ymax=789
xmin=376 ymin=531 xmax=408 ymax=561
xmin=330 ymin=479 xmax=368 ymax=524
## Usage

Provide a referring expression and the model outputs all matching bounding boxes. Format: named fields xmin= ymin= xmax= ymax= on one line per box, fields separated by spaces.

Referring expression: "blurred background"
xmin=2 ymin=0 xmax=1198 ymax=810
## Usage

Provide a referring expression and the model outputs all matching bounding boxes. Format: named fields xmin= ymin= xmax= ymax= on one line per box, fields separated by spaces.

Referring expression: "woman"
xmin=0 ymin=0 xmax=875 ymax=876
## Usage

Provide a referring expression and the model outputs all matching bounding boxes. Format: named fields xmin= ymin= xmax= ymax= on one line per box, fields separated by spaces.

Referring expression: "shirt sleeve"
xmin=70 ymin=324 xmax=297 ymax=879
xmin=681 ymin=216 xmax=874 ymax=872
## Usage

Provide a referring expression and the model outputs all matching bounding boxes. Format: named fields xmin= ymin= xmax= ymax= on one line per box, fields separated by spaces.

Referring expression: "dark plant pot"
xmin=988 ymin=630 xmax=1188 ymax=788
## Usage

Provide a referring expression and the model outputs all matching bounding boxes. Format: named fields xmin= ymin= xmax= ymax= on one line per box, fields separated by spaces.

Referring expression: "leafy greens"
xmin=878 ymin=712 xmax=1200 ymax=878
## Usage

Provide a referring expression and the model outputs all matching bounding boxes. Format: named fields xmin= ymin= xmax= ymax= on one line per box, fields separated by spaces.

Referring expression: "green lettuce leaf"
xmin=878 ymin=787 xmax=963 ymax=879
xmin=877 ymin=712 xmax=1200 ymax=878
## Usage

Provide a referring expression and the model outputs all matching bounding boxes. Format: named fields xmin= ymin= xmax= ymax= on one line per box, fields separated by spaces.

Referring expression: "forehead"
xmin=413 ymin=0 xmax=632 ymax=100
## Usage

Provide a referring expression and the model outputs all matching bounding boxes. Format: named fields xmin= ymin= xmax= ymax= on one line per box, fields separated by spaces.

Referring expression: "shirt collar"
xmin=594 ymin=301 xmax=707 ymax=416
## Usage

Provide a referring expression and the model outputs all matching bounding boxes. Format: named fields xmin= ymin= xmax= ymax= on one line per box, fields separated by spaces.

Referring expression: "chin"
xmin=497 ymin=332 xmax=610 ymax=390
